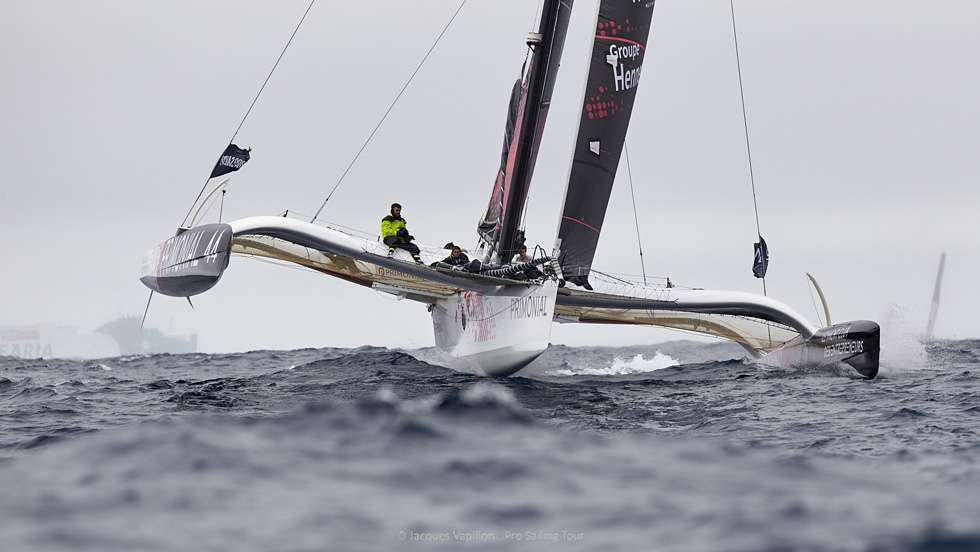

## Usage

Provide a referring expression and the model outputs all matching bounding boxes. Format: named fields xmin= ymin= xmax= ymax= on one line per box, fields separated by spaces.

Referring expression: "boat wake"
xmin=546 ymin=351 xmax=680 ymax=376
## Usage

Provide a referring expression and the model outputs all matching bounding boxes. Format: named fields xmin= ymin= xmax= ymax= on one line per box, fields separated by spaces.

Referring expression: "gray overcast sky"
xmin=1 ymin=0 xmax=977 ymax=353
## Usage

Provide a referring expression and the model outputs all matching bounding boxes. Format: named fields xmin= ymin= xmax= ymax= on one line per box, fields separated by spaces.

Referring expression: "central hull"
xmin=431 ymin=280 xmax=558 ymax=376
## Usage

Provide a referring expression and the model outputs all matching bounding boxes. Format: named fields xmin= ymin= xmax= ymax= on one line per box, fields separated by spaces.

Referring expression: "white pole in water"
xmin=924 ymin=252 xmax=946 ymax=341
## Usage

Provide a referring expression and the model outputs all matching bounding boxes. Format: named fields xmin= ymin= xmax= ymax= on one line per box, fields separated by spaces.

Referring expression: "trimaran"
xmin=140 ymin=0 xmax=880 ymax=378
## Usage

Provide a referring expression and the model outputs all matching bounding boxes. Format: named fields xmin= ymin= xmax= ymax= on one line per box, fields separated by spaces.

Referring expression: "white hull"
xmin=431 ymin=280 xmax=558 ymax=376
xmin=223 ymin=216 xmax=560 ymax=376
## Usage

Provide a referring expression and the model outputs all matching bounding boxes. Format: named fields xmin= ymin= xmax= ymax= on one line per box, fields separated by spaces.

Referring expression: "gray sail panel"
xmin=556 ymin=0 xmax=656 ymax=289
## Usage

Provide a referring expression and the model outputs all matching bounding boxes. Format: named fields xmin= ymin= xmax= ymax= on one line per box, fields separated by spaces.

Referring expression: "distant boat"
xmin=96 ymin=316 xmax=197 ymax=356
xmin=0 ymin=317 xmax=194 ymax=359
xmin=923 ymin=252 xmax=946 ymax=342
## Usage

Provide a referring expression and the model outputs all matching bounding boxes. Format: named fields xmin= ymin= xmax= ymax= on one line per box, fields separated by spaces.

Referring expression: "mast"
xmin=924 ymin=252 xmax=946 ymax=341
xmin=554 ymin=0 xmax=657 ymax=289
xmin=478 ymin=0 xmax=574 ymax=264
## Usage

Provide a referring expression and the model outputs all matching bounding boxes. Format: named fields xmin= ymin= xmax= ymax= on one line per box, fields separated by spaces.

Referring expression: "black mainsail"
xmin=556 ymin=0 xmax=656 ymax=289
xmin=478 ymin=0 xmax=574 ymax=264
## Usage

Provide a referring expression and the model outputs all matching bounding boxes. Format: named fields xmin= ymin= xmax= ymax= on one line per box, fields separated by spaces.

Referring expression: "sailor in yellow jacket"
xmin=381 ymin=203 xmax=422 ymax=263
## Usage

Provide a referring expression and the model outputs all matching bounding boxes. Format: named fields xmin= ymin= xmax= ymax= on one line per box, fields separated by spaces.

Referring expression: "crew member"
xmin=441 ymin=244 xmax=470 ymax=267
xmin=512 ymin=245 xmax=531 ymax=264
xmin=511 ymin=244 xmax=543 ymax=280
xmin=381 ymin=203 xmax=422 ymax=263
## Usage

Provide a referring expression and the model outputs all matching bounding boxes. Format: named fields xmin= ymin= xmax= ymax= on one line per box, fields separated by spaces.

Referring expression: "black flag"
xmin=210 ymin=144 xmax=250 ymax=178
xmin=753 ymin=236 xmax=769 ymax=279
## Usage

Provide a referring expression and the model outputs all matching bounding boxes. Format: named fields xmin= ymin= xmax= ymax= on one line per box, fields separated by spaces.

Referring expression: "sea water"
xmin=1 ymin=340 xmax=978 ymax=551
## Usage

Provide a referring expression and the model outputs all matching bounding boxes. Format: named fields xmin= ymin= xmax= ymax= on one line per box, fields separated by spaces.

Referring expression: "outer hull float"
xmin=765 ymin=321 xmax=880 ymax=379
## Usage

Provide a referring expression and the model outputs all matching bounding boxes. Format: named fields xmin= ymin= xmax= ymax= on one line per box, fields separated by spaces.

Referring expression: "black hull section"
xmin=766 ymin=320 xmax=880 ymax=379
xmin=140 ymin=224 xmax=233 ymax=298
xmin=141 ymin=274 xmax=227 ymax=298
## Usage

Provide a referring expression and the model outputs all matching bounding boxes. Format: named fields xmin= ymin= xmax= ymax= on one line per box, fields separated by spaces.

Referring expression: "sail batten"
xmin=556 ymin=0 xmax=657 ymax=289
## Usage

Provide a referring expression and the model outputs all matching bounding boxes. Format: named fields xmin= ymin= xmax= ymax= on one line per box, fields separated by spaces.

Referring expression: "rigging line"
xmin=140 ymin=291 xmax=154 ymax=329
xmin=520 ymin=190 xmax=531 ymax=234
xmin=192 ymin=194 xmax=219 ymax=227
xmin=624 ymin=143 xmax=647 ymax=286
xmin=190 ymin=178 xmax=231 ymax=227
xmin=236 ymin=253 xmax=322 ymax=273
xmin=311 ymin=0 xmax=469 ymax=223
xmin=590 ymin=269 xmax=635 ymax=287
xmin=806 ymin=275 xmax=824 ymax=326
xmin=729 ymin=0 xmax=768 ymax=299
xmin=229 ymin=0 xmax=317 ymax=145
xmin=729 ymin=0 xmax=761 ymax=238
xmin=180 ymin=0 xmax=318 ymax=228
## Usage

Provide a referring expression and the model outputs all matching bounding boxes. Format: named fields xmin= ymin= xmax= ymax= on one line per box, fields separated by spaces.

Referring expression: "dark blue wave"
xmin=0 ymin=340 xmax=977 ymax=551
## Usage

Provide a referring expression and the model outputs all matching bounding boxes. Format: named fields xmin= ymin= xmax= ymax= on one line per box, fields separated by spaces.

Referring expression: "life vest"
xmin=381 ymin=215 xmax=408 ymax=240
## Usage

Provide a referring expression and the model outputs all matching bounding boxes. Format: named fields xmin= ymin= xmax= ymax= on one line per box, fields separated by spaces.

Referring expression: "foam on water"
xmin=547 ymin=351 xmax=679 ymax=376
